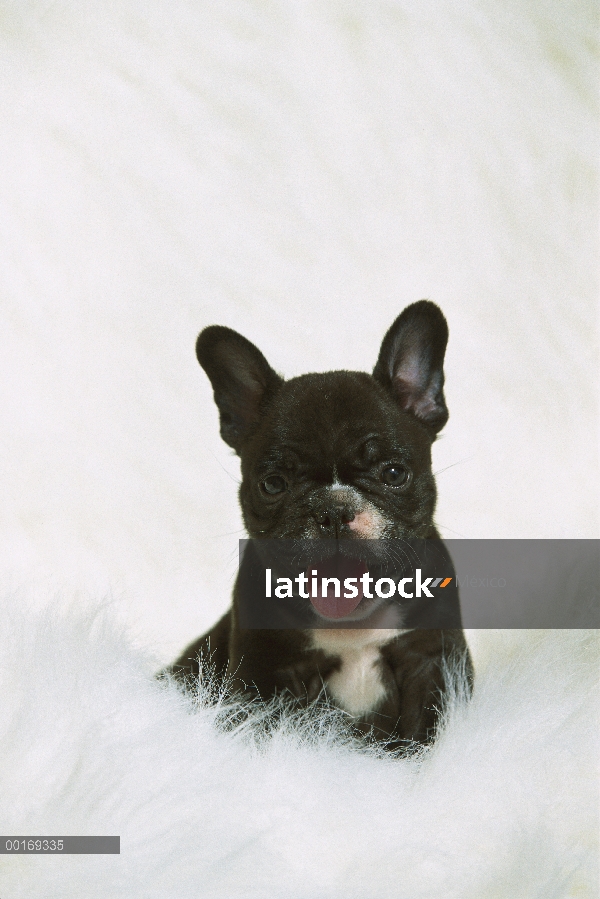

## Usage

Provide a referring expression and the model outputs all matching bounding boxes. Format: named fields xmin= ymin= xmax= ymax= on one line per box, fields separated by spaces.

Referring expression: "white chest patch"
xmin=310 ymin=629 xmax=405 ymax=717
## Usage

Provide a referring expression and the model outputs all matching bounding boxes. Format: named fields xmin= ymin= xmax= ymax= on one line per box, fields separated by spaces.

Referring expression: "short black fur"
xmin=165 ymin=301 xmax=472 ymax=750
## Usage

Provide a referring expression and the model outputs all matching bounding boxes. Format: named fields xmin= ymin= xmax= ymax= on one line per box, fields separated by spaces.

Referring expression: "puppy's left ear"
xmin=373 ymin=300 xmax=449 ymax=433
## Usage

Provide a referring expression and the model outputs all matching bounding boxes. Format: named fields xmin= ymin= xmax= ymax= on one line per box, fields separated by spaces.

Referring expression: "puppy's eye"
xmin=261 ymin=475 xmax=287 ymax=495
xmin=381 ymin=465 xmax=410 ymax=487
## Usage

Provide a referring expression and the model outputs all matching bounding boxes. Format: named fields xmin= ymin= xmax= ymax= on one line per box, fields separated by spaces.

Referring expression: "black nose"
xmin=314 ymin=505 xmax=355 ymax=537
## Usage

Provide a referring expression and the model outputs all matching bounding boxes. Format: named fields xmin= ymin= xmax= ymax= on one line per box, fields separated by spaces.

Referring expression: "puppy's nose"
xmin=314 ymin=505 xmax=355 ymax=537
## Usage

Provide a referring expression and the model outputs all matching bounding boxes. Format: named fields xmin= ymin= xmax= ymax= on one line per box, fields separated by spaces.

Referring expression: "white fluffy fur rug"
xmin=0 ymin=596 xmax=597 ymax=898
xmin=0 ymin=1 xmax=598 ymax=896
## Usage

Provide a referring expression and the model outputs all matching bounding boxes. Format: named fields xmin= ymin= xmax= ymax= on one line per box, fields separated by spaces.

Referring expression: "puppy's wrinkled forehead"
xmin=254 ymin=370 xmax=430 ymax=472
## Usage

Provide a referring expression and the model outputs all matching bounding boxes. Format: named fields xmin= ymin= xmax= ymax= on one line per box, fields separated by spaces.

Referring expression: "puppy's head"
xmin=197 ymin=301 xmax=448 ymax=546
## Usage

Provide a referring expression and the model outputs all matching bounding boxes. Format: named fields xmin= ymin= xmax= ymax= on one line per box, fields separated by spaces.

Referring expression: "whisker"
xmin=436 ymin=522 xmax=468 ymax=538
xmin=433 ymin=455 xmax=476 ymax=477
xmin=208 ymin=449 xmax=241 ymax=485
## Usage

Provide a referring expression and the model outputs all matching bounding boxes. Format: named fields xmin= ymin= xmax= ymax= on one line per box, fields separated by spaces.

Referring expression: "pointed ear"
xmin=372 ymin=300 xmax=449 ymax=433
xmin=196 ymin=326 xmax=283 ymax=453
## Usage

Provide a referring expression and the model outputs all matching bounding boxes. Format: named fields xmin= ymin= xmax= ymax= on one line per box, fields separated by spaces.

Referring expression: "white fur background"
xmin=0 ymin=1 xmax=598 ymax=896
xmin=0 ymin=600 xmax=598 ymax=898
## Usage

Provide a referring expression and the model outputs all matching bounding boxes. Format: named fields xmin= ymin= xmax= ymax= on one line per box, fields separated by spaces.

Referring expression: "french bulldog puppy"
xmin=167 ymin=301 xmax=472 ymax=750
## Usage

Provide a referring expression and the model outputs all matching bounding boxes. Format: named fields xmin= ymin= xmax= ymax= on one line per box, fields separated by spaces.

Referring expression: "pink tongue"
xmin=308 ymin=557 xmax=368 ymax=620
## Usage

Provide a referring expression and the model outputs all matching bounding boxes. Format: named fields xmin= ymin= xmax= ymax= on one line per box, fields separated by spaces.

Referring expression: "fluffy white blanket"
xmin=0 ymin=597 xmax=597 ymax=898
xmin=0 ymin=1 xmax=597 ymax=895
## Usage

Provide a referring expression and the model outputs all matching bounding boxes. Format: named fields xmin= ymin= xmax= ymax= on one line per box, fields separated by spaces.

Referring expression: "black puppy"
xmin=168 ymin=301 xmax=472 ymax=749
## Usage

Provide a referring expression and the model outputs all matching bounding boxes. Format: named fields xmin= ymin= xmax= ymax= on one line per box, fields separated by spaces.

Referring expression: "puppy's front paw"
xmin=274 ymin=656 xmax=338 ymax=704
xmin=394 ymin=654 xmax=445 ymax=745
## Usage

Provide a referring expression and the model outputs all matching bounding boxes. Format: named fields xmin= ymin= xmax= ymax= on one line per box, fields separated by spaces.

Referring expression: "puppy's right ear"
xmin=196 ymin=326 xmax=283 ymax=453
xmin=373 ymin=300 xmax=449 ymax=433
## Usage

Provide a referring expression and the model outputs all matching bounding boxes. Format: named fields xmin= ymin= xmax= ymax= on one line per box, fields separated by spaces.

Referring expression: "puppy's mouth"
xmin=305 ymin=556 xmax=368 ymax=620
